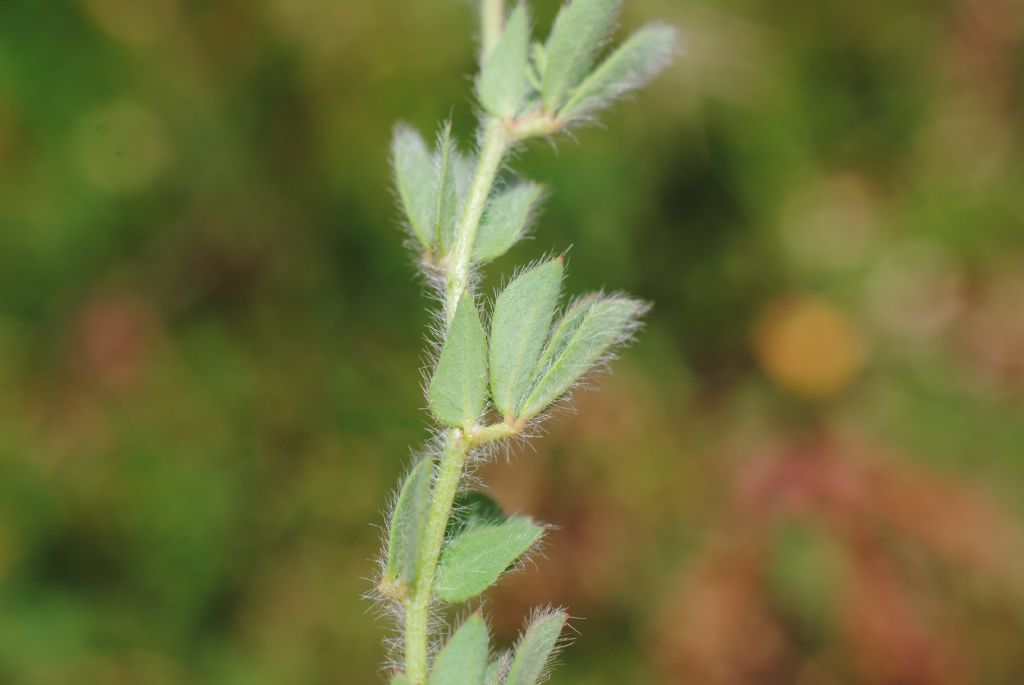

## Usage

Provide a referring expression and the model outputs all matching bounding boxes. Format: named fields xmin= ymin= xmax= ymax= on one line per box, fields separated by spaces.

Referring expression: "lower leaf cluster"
xmin=391 ymin=610 xmax=568 ymax=685
xmin=383 ymin=476 xmax=564 ymax=685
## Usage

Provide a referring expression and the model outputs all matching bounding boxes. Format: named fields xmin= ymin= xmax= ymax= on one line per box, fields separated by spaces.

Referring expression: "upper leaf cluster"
xmin=476 ymin=0 xmax=678 ymax=123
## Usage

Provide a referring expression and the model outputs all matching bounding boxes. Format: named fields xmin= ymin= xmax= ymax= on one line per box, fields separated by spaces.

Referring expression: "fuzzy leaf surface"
xmin=485 ymin=655 xmax=510 ymax=685
xmin=519 ymin=296 xmax=644 ymax=419
xmin=473 ymin=182 xmax=543 ymax=263
xmin=434 ymin=122 xmax=460 ymax=253
xmin=507 ymin=610 xmax=568 ymax=685
xmin=478 ymin=3 xmax=532 ymax=118
xmin=383 ymin=458 xmax=433 ymax=591
xmin=429 ymin=613 xmax=490 ymax=685
xmin=542 ymin=0 xmax=621 ymax=110
xmin=489 ymin=259 xmax=563 ymax=418
xmin=429 ymin=293 xmax=489 ymax=427
xmin=454 ymin=151 xmax=476 ymax=215
xmin=446 ymin=491 xmax=507 ymax=540
xmin=559 ymin=23 xmax=678 ymax=121
xmin=391 ymin=676 xmax=411 ymax=685
xmin=392 ymin=125 xmax=436 ymax=249
xmin=435 ymin=517 xmax=544 ymax=603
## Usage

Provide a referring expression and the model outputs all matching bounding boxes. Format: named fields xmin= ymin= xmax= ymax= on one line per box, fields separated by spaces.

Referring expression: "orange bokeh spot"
xmin=753 ymin=295 xmax=865 ymax=400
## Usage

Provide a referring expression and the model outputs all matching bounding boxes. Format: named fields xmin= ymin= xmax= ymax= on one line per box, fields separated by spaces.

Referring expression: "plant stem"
xmin=407 ymin=11 xmax=513 ymax=677
xmin=480 ymin=0 xmax=505 ymax=59
xmin=404 ymin=429 xmax=472 ymax=684
xmin=444 ymin=118 xmax=510 ymax=326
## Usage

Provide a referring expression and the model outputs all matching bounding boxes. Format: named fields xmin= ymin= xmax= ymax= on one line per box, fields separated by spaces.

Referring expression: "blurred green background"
xmin=2 ymin=0 xmax=1024 ymax=683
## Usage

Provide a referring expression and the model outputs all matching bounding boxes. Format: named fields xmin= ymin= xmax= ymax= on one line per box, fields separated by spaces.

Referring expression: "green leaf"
xmin=531 ymin=42 xmax=546 ymax=78
xmin=485 ymin=654 xmax=510 ymax=685
xmin=429 ymin=613 xmax=490 ymax=685
xmin=489 ymin=259 xmax=563 ymax=418
xmin=434 ymin=122 xmax=460 ymax=253
xmin=435 ymin=516 xmax=544 ymax=603
xmin=446 ymin=491 xmax=507 ymax=540
xmin=381 ymin=458 xmax=434 ymax=594
xmin=559 ymin=23 xmax=678 ymax=121
xmin=392 ymin=125 xmax=437 ymax=249
xmin=525 ymin=294 xmax=598 ymax=381
xmin=527 ymin=42 xmax=545 ymax=91
xmin=542 ymin=0 xmax=621 ymax=111
xmin=429 ymin=292 xmax=489 ymax=427
xmin=478 ymin=3 xmax=532 ymax=118
xmin=391 ymin=675 xmax=411 ymax=685
xmin=519 ymin=295 xmax=645 ymax=420
xmin=473 ymin=182 xmax=543 ymax=262
xmin=454 ymin=150 xmax=476 ymax=215
xmin=507 ymin=610 xmax=568 ymax=685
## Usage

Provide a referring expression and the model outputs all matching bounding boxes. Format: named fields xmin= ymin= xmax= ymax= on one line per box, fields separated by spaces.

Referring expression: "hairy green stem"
xmin=404 ymin=429 xmax=471 ymax=683
xmin=481 ymin=0 xmax=505 ymax=59
xmin=444 ymin=118 xmax=510 ymax=326
xmin=406 ymin=8 xmax=521 ymax=681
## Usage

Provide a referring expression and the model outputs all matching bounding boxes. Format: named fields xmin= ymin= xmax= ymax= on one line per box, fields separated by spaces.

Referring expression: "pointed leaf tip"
xmin=507 ymin=610 xmax=568 ymax=685
xmin=489 ymin=259 xmax=564 ymax=418
xmin=429 ymin=292 xmax=489 ymax=427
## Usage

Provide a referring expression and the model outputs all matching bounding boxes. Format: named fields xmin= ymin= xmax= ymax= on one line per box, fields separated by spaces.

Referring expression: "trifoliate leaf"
xmin=429 ymin=614 xmax=490 ymax=685
xmin=473 ymin=182 xmax=543 ymax=262
xmin=478 ymin=3 xmax=532 ymax=118
xmin=507 ymin=610 xmax=568 ymax=685
xmin=392 ymin=125 xmax=437 ymax=249
xmin=542 ymin=0 xmax=621 ymax=111
xmin=435 ymin=517 xmax=544 ymax=603
xmin=446 ymin=491 xmax=507 ymax=540
xmin=519 ymin=295 xmax=645 ymax=420
xmin=429 ymin=292 xmax=489 ymax=427
xmin=434 ymin=122 xmax=460 ymax=253
xmin=489 ymin=259 xmax=563 ymax=418
xmin=559 ymin=22 xmax=678 ymax=121
xmin=382 ymin=458 xmax=434 ymax=594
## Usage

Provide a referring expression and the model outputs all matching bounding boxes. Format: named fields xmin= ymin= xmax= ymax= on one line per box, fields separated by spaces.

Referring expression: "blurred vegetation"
xmin=1 ymin=0 xmax=1023 ymax=683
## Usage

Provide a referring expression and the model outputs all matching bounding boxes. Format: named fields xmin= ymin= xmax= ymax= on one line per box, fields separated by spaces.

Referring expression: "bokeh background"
xmin=2 ymin=0 xmax=1024 ymax=683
